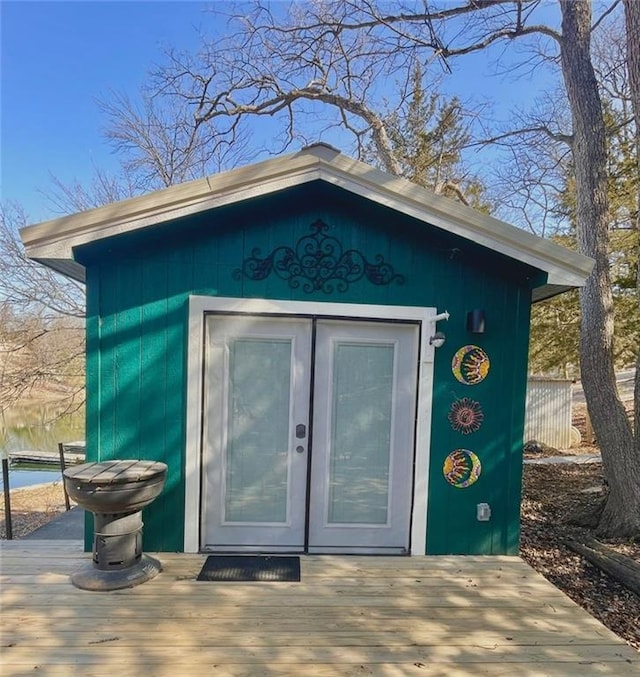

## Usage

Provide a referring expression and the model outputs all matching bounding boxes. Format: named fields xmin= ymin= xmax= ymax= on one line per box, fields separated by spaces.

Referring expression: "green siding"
xmin=78 ymin=182 xmax=536 ymax=553
xmin=425 ymin=281 xmax=531 ymax=555
xmin=83 ymin=267 xmax=101 ymax=545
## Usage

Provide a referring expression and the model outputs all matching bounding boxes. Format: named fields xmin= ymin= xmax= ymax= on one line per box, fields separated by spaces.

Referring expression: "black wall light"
xmin=466 ymin=309 xmax=486 ymax=334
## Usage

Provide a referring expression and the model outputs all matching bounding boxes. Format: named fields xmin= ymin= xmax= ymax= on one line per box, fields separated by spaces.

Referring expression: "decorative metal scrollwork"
xmin=234 ymin=219 xmax=405 ymax=293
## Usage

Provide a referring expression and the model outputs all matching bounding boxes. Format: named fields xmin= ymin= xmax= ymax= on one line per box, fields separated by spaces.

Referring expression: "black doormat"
xmin=196 ymin=555 xmax=300 ymax=582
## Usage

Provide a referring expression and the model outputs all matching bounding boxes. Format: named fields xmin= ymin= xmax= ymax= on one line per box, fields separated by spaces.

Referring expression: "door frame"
xmin=184 ymin=296 xmax=445 ymax=555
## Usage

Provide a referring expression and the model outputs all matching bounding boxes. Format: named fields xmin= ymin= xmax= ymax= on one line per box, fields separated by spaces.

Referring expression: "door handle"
xmin=295 ymin=424 xmax=306 ymax=439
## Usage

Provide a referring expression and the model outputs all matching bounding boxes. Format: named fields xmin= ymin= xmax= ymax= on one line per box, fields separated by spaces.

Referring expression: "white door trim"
xmin=185 ymin=296 xmax=444 ymax=555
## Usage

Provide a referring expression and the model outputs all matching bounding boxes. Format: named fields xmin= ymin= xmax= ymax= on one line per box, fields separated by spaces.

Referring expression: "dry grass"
xmin=0 ymin=482 xmax=71 ymax=539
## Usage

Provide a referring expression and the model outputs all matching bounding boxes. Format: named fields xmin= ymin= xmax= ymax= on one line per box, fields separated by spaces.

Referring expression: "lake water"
xmin=0 ymin=402 xmax=84 ymax=491
xmin=1 ymin=468 xmax=64 ymax=490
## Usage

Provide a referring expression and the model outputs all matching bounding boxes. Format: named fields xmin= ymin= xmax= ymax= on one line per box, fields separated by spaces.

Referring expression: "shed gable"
xmin=75 ymin=181 xmax=544 ymax=304
xmin=22 ymin=144 xmax=592 ymax=302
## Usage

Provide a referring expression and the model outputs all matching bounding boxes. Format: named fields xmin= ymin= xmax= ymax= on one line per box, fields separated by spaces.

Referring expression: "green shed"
xmin=21 ymin=144 xmax=593 ymax=556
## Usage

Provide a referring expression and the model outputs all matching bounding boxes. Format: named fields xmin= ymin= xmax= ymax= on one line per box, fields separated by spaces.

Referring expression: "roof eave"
xmin=30 ymin=258 xmax=86 ymax=282
xmin=20 ymin=145 xmax=594 ymax=293
xmin=20 ymin=150 xmax=331 ymax=252
xmin=532 ymin=283 xmax=578 ymax=303
xmin=312 ymin=157 xmax=594 ymax=291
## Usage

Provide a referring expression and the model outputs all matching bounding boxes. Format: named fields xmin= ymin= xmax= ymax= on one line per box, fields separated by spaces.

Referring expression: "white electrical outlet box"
xmin=477 ymin=503 xmax=491 ymax=521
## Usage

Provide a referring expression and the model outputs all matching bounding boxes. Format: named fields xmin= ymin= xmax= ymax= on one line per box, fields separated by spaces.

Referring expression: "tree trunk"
xmin=564 ymin=536 xmax=640 ymax=597
xmin=623 ymin=0 xmax=640 ymax=460
xmin=559 ymin=0 xmax=640 ymax=537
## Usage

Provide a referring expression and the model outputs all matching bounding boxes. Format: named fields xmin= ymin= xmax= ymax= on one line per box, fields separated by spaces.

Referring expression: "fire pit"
xmin=63 ymin=460 xmax=167 ymax=591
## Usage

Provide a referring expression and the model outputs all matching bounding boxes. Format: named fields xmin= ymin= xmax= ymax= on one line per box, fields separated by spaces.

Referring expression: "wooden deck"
xmin=1 ymin=540 xmax=638 ymax=676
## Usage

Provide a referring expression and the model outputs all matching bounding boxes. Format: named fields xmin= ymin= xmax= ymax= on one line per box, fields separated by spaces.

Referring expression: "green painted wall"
xmin=78 ymin=182 xmax=537 ymax=554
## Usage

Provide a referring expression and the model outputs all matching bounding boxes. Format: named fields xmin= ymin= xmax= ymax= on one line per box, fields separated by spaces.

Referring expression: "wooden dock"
xmin=8 ymin=442 xmax=86 ymax=467
xmin=8 ymin=450 xmax=85 ymax=466
xmin=1 ymin=540 xmax=638 ymax=676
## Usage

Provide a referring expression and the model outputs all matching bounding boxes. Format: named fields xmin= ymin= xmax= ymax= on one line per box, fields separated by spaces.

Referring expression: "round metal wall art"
xmin=451 ymin=345 xmax=490 ymax=385
xmin=443 ymin=449 xmax=482 ymax=488
xmin=448 ymin=397 xmax=484 ymax=434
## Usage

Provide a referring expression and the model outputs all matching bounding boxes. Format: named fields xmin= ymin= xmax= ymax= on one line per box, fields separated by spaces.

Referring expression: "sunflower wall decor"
xmin=443 ymin=449 xmax=482 ymax=488
xmin=448 ymin=397 xmax=484 ymax=434
xmin=451 ymin=345 xmax=490 ymax=385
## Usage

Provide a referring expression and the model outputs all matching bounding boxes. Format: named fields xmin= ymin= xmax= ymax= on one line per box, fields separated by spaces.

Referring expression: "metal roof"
xmin=20 ymin=143 xmax=593 ymax=302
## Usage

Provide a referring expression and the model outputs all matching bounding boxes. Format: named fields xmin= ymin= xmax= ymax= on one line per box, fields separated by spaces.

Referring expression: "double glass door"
xmin=201 ymin=314 xmax=418 ymax=553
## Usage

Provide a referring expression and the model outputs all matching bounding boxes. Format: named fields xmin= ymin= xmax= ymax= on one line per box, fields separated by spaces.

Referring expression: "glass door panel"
xmin=225 ymin=338 xmax=292 ymax=523
xmin=329 ymin=342 xmax=394 ymax=525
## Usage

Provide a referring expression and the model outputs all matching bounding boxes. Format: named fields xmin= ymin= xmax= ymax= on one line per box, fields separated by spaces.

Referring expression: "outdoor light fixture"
xmin=428 ymin=310 xmax=449 ymax=349
xmin=429 ymin=331 xmax=446 ymax=348
xmin=466 ymin=309 xmax=486 ymax=334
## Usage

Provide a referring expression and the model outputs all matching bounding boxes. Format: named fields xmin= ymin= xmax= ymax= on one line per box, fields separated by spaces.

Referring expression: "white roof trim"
xmin=20 ymin=144 xmax=593 ymax=299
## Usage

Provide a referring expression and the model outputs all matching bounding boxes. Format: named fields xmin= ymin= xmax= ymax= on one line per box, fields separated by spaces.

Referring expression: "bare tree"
xmin=41 ymin=82 xmax=256 ymax=220
xmin=0 ymin=204 xmax=85 ymax=414
xmin=145 ymin=1 xmax=482 ymax=173
xmin=99 ymin=90 xmax=254 ymax=191
xmin=622 ymin=0 xmax=640 ymax=463
xmin=361 ymin=62 xmax=487 ymax=207
xmin=515 ymin=14 xmax=638 ymax=382
xmin=623 ymin=0 xmax=640 ymax=181
xmin=130 ymin=0 xmax=637 ymax=536
xmin=557 ymin=0 xmax=638 ymax=535
xmin=44 ymin=166 xmax=140 ymax=215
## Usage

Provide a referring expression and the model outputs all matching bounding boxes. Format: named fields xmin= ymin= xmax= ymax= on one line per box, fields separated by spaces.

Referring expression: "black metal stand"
xmin=57 ymin=443 xmax=71 ymax=511
xmin=2 ymin=458 xmax=13 ymax=540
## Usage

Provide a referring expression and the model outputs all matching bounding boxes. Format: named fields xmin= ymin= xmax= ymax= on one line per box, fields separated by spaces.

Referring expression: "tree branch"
xmin=469 ymin=125 xmax=573 ymax=148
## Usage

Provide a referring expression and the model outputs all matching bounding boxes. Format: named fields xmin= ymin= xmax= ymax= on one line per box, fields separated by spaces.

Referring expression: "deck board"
xmin=0 ymin=540 xmax=637 ymax=676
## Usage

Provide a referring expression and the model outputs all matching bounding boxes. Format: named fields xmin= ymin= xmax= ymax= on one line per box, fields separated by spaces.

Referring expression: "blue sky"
xmin=2 ymin=1 xmax=214 ymax=221
xmin=2 ymin=1 xmax=562 ymax=225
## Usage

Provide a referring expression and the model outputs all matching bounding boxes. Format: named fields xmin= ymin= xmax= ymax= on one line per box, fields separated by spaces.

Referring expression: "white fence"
xmin=524 ymin=377 xmax=577 ymax=449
